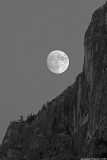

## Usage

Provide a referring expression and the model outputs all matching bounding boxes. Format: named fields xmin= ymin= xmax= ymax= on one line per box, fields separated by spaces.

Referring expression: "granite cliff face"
xmin=1 ymin=2 xmax=107 ymax=159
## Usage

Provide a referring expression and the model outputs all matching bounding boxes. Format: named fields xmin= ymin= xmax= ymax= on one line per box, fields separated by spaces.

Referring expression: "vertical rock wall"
xmin=1 ymin=2 xmax=107 ymax=159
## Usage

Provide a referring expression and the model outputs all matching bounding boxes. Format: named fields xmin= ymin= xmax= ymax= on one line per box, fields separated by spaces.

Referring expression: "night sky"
xmin=0 ymin=0 xmax=105 ymax=144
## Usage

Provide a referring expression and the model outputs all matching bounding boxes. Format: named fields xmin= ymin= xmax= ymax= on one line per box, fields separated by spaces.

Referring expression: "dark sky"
xmin=0 ymin=0 xmax=105 ymax=144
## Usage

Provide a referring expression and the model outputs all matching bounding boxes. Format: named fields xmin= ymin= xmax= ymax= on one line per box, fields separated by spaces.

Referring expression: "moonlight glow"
xmin=47 ymin=50 xmax=69 ymax=74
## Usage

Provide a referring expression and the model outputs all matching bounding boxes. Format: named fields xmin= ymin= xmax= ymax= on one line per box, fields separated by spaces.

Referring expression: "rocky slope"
xmin=1 ymin=2 xmax=107 ymax=159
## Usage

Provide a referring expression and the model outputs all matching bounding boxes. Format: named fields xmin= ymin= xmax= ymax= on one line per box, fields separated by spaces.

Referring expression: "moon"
xmin=47 ymin=50 xmax=69 ymax=74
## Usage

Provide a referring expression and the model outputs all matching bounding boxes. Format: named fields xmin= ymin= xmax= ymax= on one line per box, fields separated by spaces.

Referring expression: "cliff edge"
xmin=1 ymin=2 xmax=107 ymax=160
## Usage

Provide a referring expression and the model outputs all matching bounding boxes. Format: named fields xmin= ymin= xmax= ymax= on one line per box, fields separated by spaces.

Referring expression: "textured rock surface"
xmin=1 ymin=2 xmax=107 ymax=159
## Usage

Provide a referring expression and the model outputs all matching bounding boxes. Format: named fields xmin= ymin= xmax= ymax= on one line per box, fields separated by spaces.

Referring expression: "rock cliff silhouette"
xmin=1 ymin=2 xmax=107 ymax=159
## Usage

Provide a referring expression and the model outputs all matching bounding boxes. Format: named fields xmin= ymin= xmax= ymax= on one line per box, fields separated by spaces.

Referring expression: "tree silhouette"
xmin=42 ymin=103 xmax=47 ymax=110
xmin=18 ymin=116 xmax=24 ymax=122
xmin=26 ymin=113 xmax=35 ymax=124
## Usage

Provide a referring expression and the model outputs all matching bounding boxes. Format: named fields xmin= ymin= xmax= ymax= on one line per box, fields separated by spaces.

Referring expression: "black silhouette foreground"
xmin=1 ymin=2 xmax=107 ymax=160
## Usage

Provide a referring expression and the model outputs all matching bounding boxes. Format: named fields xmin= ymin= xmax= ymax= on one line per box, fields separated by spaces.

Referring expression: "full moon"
xmin=47 ymin=50 xmax=69 ymax=74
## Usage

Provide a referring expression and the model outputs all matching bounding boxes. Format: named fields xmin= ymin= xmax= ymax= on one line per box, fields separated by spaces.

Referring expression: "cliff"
xmin=1 ymin=2 xmax=107 ymax=159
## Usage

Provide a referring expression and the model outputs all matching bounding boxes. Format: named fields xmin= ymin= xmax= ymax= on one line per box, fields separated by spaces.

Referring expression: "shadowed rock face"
xmin=1 ymin=2 xmax=107 ymax=160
